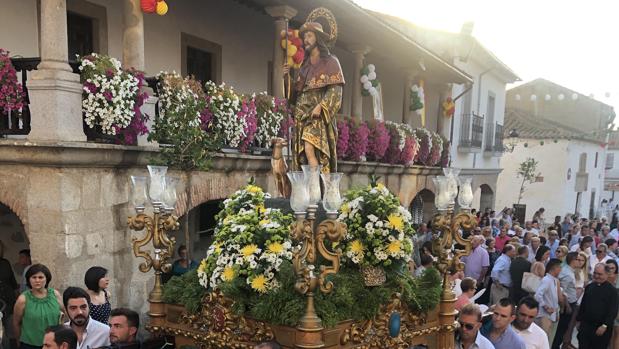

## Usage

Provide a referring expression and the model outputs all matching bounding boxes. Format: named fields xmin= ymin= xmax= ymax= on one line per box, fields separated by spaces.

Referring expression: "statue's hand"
xmin=311 ymin=104 xmax=322 ymax=118
xmin=283 ymin=64 xmax=290 ymax=77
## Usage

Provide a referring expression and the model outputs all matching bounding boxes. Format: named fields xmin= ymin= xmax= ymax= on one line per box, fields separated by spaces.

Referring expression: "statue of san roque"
xmin=288 ymin=16 xmax=344 ymax=173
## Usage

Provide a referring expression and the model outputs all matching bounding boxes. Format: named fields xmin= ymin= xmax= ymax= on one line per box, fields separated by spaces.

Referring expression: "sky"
xmin=352 ymin=0 xmax=619 ymax=113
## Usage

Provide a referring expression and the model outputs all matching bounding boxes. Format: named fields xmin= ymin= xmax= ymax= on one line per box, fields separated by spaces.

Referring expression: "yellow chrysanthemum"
xmin=387 ymin=240 xmax=402 ymax=254
xmin=388 ymin=214 xmax=404 ymax=232
xmin=341 ymin=203 xmax=350 ymax=214
xmin=222 ymin=266 xmax=235 ymax=281
xmin=376 ymin=183 xmax=385 ymax=190
xmin=214 ymin=243 xmax=222 ymax=254
xmin=223 ymin=216 xmax=232 ymax=224
xmin=240 ymin=244 xmax=258 ymax=257
xmin=198 ymin=259 xmax=207 ymax=273
xmin=251 ymin=274 xmax=268 ymax=293
xmin=351 ymin=240 xmax=364 ymax=254
xmin=256 ymin=204 xmax=267 ymax=213
xmin=246 ymin=185 xmax=262 ymax=194
xmin=259 ymin=219 xmax=270 ymax=226
xmin=267 ymin=242 xmax=284 ymax=254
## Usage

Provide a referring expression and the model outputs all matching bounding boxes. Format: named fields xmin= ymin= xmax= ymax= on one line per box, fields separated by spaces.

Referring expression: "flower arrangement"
xmin=338 ymin=181 xmax=415 ymax=268
xmin=197 ymin=183 xmax=296 ymax=294
xmin=360 ymin=64 xmax=379 ymax=97
xmin=113 ymin=69 xmax=149 ymax=145
xmin=415 ymin=128 xmax=432 ymax=165
xmin=366 ymin=120 xmax=390 ymax=162
xmin=429 ymin=131 xmax=444 ymax=166
xmin=0 ymin=49 xmax=25 ymax=113
xmin=204 ymin=81 xmax=245 ymax=148
xmin=79 ymin=53 xmax=148 ymax=139
xmin=238 ymin=95 xmax=257 ymax=152
xmin=410 ymin=84 xmax=424 ymax=114
xmin=346 ymin=119 xmax=370 ymax=162
xmin=254 ymin=93 xmax=288 ymax=148
xmin=149 ymin=72 xmax=217 ymax=170
xmin=278 ymin=114 xmax=294 ymax=140
xmin=383 ymin=121 xmax=406 ymax=164
xmin=336 ymin=118 xmax=350 ymax=160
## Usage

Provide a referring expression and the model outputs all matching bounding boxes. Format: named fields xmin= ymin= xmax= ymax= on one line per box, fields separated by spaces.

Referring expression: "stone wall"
xmin=0 ymin=140 xmax=448 ymax=318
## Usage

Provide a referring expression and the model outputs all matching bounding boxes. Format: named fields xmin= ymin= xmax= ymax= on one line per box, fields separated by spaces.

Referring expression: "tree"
xmin=517 ymin=157 xmax=540 ymax=204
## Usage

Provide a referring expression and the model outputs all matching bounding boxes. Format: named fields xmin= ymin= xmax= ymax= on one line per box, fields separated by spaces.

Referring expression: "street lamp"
xmin=128 ymin=165 xmax=180 ymax=317
xmin=286 ymin=166 xmax=347 ymax=348
xmin=431 ymin=168 xmax=476 ymax=348
xmin=504 ymin=128 xmax=519 ymax=153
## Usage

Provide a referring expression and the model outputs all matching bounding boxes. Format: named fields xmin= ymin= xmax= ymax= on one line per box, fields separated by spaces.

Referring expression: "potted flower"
xmin=429 ymin=131 xmax=444 ymax=166
xmin=78 ymin=53 xmax=148 ymax=144
xmin=336 ymin=117 xmax=350 ymax=160
xmin=0 ymin=49 xmax=25 ymax=130
xmin=204 ymin=81 xmax=244 ymax=151
xmin=254 ymin=93 xmax=288 ymax=154
xmin=346 ymin=119 xmax=370 ymax=162
xmin=366 ymin=120 xmax=390 ymax=162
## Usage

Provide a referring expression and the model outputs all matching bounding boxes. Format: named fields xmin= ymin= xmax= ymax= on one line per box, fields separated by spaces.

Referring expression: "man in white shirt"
xmin=589 ymin=243 xmax=611 ymax=274
xmin=455 ymin=303 xmax=494 ymax=349
xmin=512 ymin=296 xmax=550 ymax=349
xmin=63 ymin=287 xmax=110 ymax=349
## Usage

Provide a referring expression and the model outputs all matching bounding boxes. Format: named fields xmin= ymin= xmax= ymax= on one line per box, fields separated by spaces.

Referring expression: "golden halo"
xmin=305 ymin=7 xmax=338 ymax=46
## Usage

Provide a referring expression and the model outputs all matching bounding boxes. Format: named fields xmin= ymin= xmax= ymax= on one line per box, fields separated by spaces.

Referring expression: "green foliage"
xmin=517 ymin=157 xmax=540 ymax=204
xmin=164 ymin=262 xmax=442 ymax=329
xmin=162 ymin=269 xmax=204 ymax=313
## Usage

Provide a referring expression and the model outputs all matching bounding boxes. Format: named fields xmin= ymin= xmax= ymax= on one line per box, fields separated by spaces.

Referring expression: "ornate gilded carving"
xmin=339 ymin=293 xmax=432 ymax=348
xmin=167 ymin=290 xmax=275 ymax=348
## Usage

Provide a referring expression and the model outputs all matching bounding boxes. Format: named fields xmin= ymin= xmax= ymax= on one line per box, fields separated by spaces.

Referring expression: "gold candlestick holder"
xmin=290 ymin=205 xmax=346 ymax=348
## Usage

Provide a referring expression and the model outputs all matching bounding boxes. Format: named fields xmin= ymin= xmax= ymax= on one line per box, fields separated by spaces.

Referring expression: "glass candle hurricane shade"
xmin=457 ymin=176 xmax=474 ymax=209
xmin=162 ymin=177 xmax=179 ymax=209
xmin=321 ymin=173 xmax=343 ymax=213
xmin=130 ymin=176 xmax=148 ymax=208
xmin=147 ymin=165 xmax=168 ymax=202
xmin=442 ymin=168 xmax=460 ymax=204
xmin=432 ymin=176 xmax=451 ymax=210
xmin=301 ymin=165 xmax=322 ymax=205
xmin=287 ymin=171 xmax=310 ymax=212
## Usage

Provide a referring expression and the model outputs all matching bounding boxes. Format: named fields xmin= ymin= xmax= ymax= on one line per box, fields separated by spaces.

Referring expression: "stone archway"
xmin=480 ymin=184 xmax=494 ymax=212
xmin=0 ymin=202 xmax=30 ymax=289
xmin=410 ymin=189 xmax=436 ymax=225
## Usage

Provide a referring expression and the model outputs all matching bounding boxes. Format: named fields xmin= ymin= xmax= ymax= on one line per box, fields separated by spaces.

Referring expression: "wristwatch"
xmin=601 ymin=324 xmax=608 ymax=329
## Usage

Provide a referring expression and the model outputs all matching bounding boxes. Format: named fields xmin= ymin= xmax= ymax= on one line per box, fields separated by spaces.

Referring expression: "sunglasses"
xmin=459 ymin=321 xmax=475 ymax=331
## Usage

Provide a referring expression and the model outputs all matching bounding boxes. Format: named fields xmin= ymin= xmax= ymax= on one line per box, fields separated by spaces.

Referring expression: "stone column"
xmin=349 ymin=46 xmax=371 ymax=119
xmin=265 ymin=6 xmax=298 ymax=99
xmin=28 ymin=0 xmax=86 ymax=142
xmin=402 ymin=71 xmax=419 ymax=127
xmin=122 ymin=0 xmax=145 ymax=71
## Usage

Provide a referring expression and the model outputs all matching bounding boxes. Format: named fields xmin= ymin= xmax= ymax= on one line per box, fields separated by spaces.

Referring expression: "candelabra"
xmin=430 ymin=168 xmax=477 ymax=348
xmin=287 ymin=165 xmax=346 ymax=348
xmin=127 ymin=165 xmax=179 ymax=310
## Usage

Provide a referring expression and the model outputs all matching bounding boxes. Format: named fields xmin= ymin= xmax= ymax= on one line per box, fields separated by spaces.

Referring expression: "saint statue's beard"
xmin=305 ymin=42 xmax=317 ymax=53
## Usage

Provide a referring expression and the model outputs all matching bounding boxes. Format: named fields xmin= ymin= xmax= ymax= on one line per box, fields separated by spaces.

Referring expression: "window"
xmin=607 ymin=153 xmax=615 ymax=169
xmin=67 ymin=12 xmax=94 ymax=58
xmin=181 ymin=33 xmax=222 ymax=84
xmin=595 ymin=152 xmax=599 ymax=168
xmin=64 ymin=0 xmax=108 ymax=58
xmin=579 ymin=153 xmax=587 ymax=172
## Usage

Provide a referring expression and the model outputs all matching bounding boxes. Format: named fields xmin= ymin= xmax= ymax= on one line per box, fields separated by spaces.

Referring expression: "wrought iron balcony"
xmin=458 ymin=113 xmax=483 ymax=151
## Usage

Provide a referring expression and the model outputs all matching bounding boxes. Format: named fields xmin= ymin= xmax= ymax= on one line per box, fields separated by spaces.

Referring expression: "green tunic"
xmin=20 ymin=288 xmax=61 ymax=346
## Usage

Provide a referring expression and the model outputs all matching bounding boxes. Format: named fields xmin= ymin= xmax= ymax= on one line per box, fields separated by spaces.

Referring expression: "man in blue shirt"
xmin=481 ymin=298 xmax=526 ymax=349
xmin=490 ymin=244 xmax=516 ymax=305
xmin=546 ymin=230 xmax=560 ymax=258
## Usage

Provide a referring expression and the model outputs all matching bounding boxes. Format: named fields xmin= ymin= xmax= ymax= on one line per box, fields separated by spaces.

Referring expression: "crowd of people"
xmin=422 ymin=207 xmax=619 ymax=349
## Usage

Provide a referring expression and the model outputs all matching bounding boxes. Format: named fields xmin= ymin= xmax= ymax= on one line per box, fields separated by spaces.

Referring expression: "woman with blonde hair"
xmin=555 ymin=245 xmax=569 ymax=263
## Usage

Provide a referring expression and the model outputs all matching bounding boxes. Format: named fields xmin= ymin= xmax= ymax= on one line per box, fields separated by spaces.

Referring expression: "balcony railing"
xmin=1 ymin=58 xmax=80 ymax=137
xmin=471 ymin=114 xmax=483 ymax=148
xmin=494 ymin=123 xmax=504 ymax=152
xmin=484 ymin=121 xmax=494 ymax=152
xmin=459 ymin=113 xmax=483 ymax=150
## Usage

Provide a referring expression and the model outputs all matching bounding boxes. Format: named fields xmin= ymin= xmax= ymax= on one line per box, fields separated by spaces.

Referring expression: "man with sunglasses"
xmin=481 ymin=298 xmax=526 ymax=349
xmin=455 ymin=304 xmax=494 ymax=349
xmin=512 ymin=297 xmax=549 ymax=349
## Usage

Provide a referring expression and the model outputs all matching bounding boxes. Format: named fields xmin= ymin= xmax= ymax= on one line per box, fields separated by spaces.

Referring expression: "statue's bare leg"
xmin=304 ymin=141 xmax=319 ymax=168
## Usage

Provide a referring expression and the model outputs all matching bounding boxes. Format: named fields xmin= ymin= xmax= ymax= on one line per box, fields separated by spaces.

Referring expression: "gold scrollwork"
xmin=316 ymin=219 xmax=345 ymax=293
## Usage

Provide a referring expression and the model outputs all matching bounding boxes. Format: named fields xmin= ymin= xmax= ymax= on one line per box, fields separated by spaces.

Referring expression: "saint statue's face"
xmin=303 ymin=31 xmax=317 ymax=51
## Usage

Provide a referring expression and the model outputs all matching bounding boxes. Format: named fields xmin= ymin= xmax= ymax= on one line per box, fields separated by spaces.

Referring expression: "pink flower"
xmin=0 ymin=49 xmax=25 ymax=113
xmin=367 ymin=121 xmax=389 ymax=162
xmin=346 ymin=121 xmax=369 ymax=161
xmin=383 ymin=123 xmax=402 ymax=164
xmin=238 ymin=97 xmax=258 ymax=152
xmin=336 ymin=118 xmax=350 ymax=159
xmin=399 ymin=135 xmax=418 ymax=165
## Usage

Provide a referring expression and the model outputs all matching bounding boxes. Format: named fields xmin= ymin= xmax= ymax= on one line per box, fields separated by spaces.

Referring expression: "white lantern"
xmin=572 ymin=93 xmax=578 ymax=100
xmin=530 ymin=94 xmax=537 ymax=101
xmin=558 ymin=94 xmax=565 ymax=101
xmin=545 ymin=94 xmax=551 ymax=101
